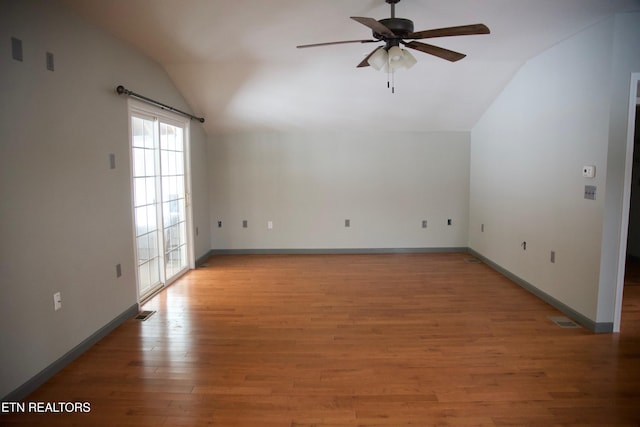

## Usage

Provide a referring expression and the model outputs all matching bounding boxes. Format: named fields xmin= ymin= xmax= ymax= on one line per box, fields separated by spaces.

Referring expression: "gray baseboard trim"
xmin=468 ymin=249 xmax=612 ymax=334
xmin=196 ymin=251 xmax=212 ymax=267
xmin=207 ymin=247 xmax=469 ymax=256
xmin=2 ymin=303 xmax=139 ymax=402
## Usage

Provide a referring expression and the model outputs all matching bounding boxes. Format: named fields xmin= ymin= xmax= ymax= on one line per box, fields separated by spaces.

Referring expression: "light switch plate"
xmin=53 ymin=292 xmax=62 ymax=311
xmin=584 ymin=185 xmax=596 ymax=200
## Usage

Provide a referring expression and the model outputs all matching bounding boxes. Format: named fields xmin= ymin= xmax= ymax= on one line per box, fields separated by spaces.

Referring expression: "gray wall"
xmin=209 ymin=131 xmax=470 ymax=250
xmin=0 ymin=0 xmax=210 ymax=399
xmin=469 ymin=13 xmax=640 ymax=326
xmin=190 ymin=121 xmax=211 ymax=260
xmin=598 ymin=13 xmax=640 ymax=323
xmin=2 ymin=0 xmax=637 ymax=402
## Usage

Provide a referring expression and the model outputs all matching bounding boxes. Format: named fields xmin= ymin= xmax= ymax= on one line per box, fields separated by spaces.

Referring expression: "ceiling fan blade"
xmin=407 ymin=23 xmax=490 ymax=40
xmin=297 ymin=39 xmax=378 ymax=49
xmin=403 ymin=41 xmax=466 ymax=62
xmin=357 ymin=46 xmax=384 ymax=68
xmin=351 ymin=16 xmax=395 ymax=37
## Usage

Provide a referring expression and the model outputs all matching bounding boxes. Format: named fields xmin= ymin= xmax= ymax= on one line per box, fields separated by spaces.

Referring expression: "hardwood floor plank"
xmin=1 ymin=253 xmax=639 ymax=426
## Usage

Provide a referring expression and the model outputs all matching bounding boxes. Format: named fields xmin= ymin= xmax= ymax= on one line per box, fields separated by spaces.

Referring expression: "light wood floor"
xmin=2 ymin=253 xmax=640 ymax=426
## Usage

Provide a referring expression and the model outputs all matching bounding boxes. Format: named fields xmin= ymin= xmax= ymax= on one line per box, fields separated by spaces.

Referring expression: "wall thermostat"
xmin=582 ymin=165 xmax=596 ymax=178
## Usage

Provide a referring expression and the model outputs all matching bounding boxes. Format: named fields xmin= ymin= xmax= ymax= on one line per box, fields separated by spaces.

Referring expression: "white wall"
xmin=469 ymin=13 xmax=640 ymax=326
xmin=209 ymin=131 xmax=470 ymax=250
xmin=0 ymin=0 xmax=209 ymax=399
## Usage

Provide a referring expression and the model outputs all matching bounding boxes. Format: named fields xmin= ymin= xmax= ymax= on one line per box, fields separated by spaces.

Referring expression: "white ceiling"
xmin=64 ymin=0 xmax=640 ymax=134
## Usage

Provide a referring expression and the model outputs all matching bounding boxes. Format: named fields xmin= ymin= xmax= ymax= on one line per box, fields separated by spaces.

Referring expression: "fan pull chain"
xmin=385 ymin=72 xmax=396 ymax=93
xmin=391 ymin=70 xmax=395 ymax=94
xmin=387 ymin=56 xmax=391 ymax=89
xmin=384 ymin=53 xmax=396 ymax=94
xmin=386 ymin=56 xmax=395 ymax=94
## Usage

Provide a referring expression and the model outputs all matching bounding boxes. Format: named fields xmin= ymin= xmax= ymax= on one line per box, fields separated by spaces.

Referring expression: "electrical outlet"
xmin=447 ymin=219 xmax=452 ymax=226
xmin=53 ymin=292 xmax=62 ymax=311
xmin=267 ymin=221 xmax=273 ymax=229
xmin=116 ymin=263 xmax=122 ymax=278
xmin=218 ymin=221 xmax=222 ymax=228
xmin=11 ymin=37 xmax=23 ymax=62
xmin=481 ymin=224 xmax=485 ymax=232
xmin=242 ymin=220 xmax=248 ymax=228
xmin=550 ymin=251 xmax=556 ymax=263
xmin=422 ymin=220 xmax=427 ymax=229
xmin=345 ymin=219 xmax=350 ymax=228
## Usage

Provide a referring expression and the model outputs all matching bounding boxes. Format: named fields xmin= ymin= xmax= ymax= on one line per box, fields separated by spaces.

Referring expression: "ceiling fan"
xmin=296 ymin=0 xmax=490 ymax=68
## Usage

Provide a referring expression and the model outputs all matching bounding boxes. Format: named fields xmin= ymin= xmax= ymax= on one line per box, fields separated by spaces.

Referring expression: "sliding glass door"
xmin=159 ymin=122 xmax=189 ymax=281
xmin=130 ymin=106 xmax=191 ymax=301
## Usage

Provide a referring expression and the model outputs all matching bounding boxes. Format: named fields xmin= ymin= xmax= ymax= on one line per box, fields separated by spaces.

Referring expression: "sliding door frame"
xmin=127 ymin=99 xmax=195 ymax=303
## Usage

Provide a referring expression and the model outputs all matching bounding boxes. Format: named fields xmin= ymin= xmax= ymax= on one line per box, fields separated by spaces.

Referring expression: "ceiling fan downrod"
xmin=386 ymin=0 xmax=401 ymax=18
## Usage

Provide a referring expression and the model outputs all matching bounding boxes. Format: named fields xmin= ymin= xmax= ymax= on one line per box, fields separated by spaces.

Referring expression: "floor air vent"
xmin=548 ymin=316 xmax=580 ymax=328
xmin=135 ymin=310 xmax=156 ymax=321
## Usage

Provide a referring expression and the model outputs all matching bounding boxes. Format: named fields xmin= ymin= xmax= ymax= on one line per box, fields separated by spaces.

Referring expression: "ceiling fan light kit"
xmin=296 ymin=0 xmax=490 ymax=92
xmin=367 ymin=46 xmax=416 ymax=71
xmin=368 ymin=48 xmax=388 ymax=71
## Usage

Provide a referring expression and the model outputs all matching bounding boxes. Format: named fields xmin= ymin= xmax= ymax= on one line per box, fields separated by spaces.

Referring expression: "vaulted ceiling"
xmin=64 ymin=0 xmax=640 ymax=134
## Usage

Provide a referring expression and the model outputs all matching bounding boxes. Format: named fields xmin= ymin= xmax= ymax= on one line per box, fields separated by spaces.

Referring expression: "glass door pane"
xmin=159 ymin=121 xmax=188 ymax=282
xmin=131 ymin=115 xmax=163 ymax=299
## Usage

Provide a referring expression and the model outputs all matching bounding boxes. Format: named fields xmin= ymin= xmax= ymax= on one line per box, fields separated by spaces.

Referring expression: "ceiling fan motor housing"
xmin=376 ymin=18 xmax=414 ymax=38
